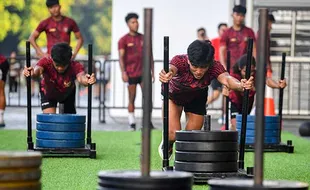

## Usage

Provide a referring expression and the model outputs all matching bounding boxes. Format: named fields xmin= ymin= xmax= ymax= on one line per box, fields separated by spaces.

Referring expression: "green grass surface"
xmin=0 ymin=130 xmax=309 ymax=190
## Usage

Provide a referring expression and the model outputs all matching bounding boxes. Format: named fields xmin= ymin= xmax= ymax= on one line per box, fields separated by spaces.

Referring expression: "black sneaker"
xmin=150 ymin=122 xmax=155 ymax=129
xmin=130 ymin=123 xmax=136 ymax=131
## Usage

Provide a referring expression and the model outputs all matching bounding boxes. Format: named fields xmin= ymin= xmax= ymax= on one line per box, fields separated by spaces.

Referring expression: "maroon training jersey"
xmin=118 ymin=33 xmax=143 ymax=78
xmin=36 ymin=16 xmax=80 ymax=54
xmin=229 ymin=72 xmax=256 ymax=112
xmin=168 ymin=55 xmax=226 ymax=105
xmin=220 ymin=26 xmax=256 ymax=69
xmin=37 ymin=57 xmax=84 ymax=101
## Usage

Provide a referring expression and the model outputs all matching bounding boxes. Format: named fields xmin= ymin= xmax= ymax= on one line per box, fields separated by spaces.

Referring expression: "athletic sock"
xmin=128 ymin=112 xmax=135 ymax=125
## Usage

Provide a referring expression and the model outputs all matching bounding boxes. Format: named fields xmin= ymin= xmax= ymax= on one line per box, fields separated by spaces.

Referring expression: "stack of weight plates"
xmin=236 ymin=115 xmax=280 ymax=145
xmin=0 ymin=151 xmax=42 ymax=190
xmin=175 ymin=130 xmax=238 ymax=173
xmin=36 ymin=114 xmax=86 ymax=148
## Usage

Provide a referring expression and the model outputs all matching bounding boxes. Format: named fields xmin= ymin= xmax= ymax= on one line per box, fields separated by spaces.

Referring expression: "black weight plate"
xmin=236 ymin=129 xmax=279 ymax=137
xmin=176 ymin=141 xmax=238 ymax=152
xmin=36 ymin=131 xmax=85 ymax=140
xmin=36 ymin=139 xmax=85 ymax=148
xmin=98 ymin=170 xmax=193 ymax=190
xmin=239 ymin=137 xmax=280 ymax=145
xmin=0 ymin=168 xmax=41 ymax=182
xmin=175 ymin=151 xmax=238 ymax=162
xmin=175 ymin=161 xmax=237 ymax=173
xmin=236 ymin=115 xmax=280 ymax=123
xmin=236 ymin=122 xmax=279 ymax=130
xmin=0 ymin=152 xmax=42 ymax=169
xmin=299 ymin=122 xmax=310 ymax=137
xmin=208 ymin=179 xmax=309 ymax=190
xmin=0 ymin=181 xmax=41 ymax=190
xmin=37 ymin=114 xmax=86 ymax=124
xmin=36 ymin=122 xmax=85 ymax=132
xmin=176 ymin=130 xmax=238 ymax=142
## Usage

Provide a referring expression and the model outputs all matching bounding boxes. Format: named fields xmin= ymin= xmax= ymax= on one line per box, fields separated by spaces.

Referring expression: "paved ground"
xmin=1 ymin=107 xmax=309 ymax=141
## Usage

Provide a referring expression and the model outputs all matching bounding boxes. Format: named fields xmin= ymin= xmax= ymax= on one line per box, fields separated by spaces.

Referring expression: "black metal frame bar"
xmin=238 ymin=38 xmax=254 ymax=170
xmin=225 ymin=51 xmax=231 ymax=130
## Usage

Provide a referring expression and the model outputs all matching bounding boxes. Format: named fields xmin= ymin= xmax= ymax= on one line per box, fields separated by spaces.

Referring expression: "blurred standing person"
xmin=208 ymin=23 xmax=228 ymax=124
xmin=208 ymin=23 xmax=228 ymax=105
xmin=197 ymin=27 xmax=209 ymax=41
xmin=118 ymin=13 xmax=155 ymax=131
xmin=219 ymin=5 xmax=256 ymax=70
xmin=28 ymin=0 xmax=83 ymax=59
xmin=260 ymin=13 xmax=276 ymax=76
xmin=9 ymin=51 xmax=20 ymax=94
xmin=0 ymin=54 xmax=10 ymax=126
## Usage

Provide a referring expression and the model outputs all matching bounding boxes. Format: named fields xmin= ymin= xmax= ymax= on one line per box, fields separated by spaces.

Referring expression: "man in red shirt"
xmin=29 ymin=0 xmax=83 ymax=59
xmin=118 ymin=13 xmax=154 ymax=130
xmin=158 ymin=40 xmax=254 ymax=159
xmin=23 ymin=43 xmax=95 ymax=114
xmin=220 ymin=5 xmax=256 ymax=70
xmin=208 ymin=23 xmax=227 ymax=105
xmin=0 ymin=55 xmax=10 ymax=126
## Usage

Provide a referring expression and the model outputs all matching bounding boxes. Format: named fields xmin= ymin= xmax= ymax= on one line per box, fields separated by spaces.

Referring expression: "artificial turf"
xmin=0 ymin=130 xmax=309 ymax=190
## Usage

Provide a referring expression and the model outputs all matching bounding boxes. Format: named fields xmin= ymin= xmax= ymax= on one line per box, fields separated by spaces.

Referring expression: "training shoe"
xmin=129 ymin=123 xmax=136 ymax=131
xmin=158 ymin=140 xmax=173 ymax=160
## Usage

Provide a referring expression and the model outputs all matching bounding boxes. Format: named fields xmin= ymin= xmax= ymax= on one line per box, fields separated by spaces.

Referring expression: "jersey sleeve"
xmin=71 ymin=19 xmax=80 ymax=33
xmin=170 ymin=55 xmax=188 ymax=74
xmin=35 ymin=20 xmax=47 ymax=33
xmin=209 ymin=61 xmax=226 ymax=81
xmin=118 ymin=37 xmax=126 ymax=50
xmin=72 ymin=61 xmax=85 ymax=76
xmin=220 ymin=30 xmax=229 ymax=47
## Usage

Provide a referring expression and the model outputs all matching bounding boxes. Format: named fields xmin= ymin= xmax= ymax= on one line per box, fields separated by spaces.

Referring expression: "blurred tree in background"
xmin=0 ymin=0 xmax=112 ymax=56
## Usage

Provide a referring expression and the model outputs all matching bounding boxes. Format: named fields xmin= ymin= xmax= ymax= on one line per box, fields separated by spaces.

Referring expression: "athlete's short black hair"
xmin=232 ymin=54 xmax=256 ymax=74
xmin=125 ymin=13 xmax=139 ymax=23
xmin=46 ymin=0 xmax=59 ymax=7
xmin=233 ymin=5 xmax=247 ymax=14
xmin=51 ymin=43 xmax=72 ymax=66
xmin=218 ymin=23 xmax=227 ymax=30
xmin=197 ymin=27 xmax=206 ymax=33
xmin=187 ymin=40 xmax=214 ymax=68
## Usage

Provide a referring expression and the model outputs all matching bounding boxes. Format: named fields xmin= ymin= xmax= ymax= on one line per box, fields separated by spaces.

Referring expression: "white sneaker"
xmin=158 ymin=139 xmax=173 ymax=160
xmin=218 ymin=116 xmax=226 ymax=125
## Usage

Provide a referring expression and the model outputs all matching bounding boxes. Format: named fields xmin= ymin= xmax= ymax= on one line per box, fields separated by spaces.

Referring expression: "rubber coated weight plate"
xmin=36 ymin=122 xmax=85 ymax=132
xmin=36 ymin=114 xmax=86 ymax=124
xmin=36 ymin=139 xmax=85 ymax=148
xmin=36 ymin=131 xmax=85 ymax=140
xmin=0 ymin=168 xmax=41 ymax=182
xmin=0 ymin=152 xmax=42 ymax=169
xmin=299 ymin=122 xmax=310 ymax=137
xmin=240 ymin=137 xmax=279 ymax=145
xmin=236 ymin=115 xmax=280 ymax=123
xmin=175 ymin=161 xmax=238 ymax=173
xmin=176 ymin=130 xmax=238 ymax=142
xmin=208 ymin=179 xmax=309 ymax=190
xmin=0 ymin=181 xmax=41 ymax=190
xmin=175 ymin=151 xmax=238 ymax=162
xmin=97 ymin=170 xmax=193 ymax=190
xmin=176 ymin=141 xmax=238 ymax=152
xmin=236 ymin=129 xmax=279 ymax=137
xmin=236 ymin=122 xmax=279 ymax=130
